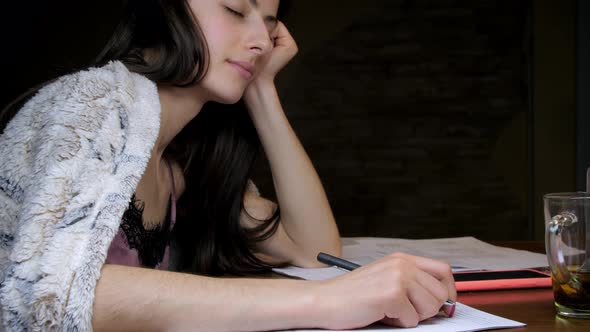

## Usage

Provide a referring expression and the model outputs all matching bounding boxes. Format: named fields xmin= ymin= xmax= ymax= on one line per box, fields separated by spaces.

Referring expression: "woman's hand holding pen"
xmin=311 ymin=253 xmax=457 ymax=329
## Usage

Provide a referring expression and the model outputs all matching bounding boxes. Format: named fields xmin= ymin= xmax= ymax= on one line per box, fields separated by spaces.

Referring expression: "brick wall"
xmin=254 ymin=0 xmax=531 ymax=240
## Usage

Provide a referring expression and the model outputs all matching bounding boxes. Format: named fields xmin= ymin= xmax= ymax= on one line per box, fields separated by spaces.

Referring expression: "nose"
xmin=246 ymin=18 xmax=273 ymax=55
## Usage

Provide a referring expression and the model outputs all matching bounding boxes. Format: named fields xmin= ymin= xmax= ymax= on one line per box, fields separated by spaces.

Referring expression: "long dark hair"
xmin=0 ymin=0 xmax=291 ymax=276
xmin=102 ymin=0 xmax=293 ymax=276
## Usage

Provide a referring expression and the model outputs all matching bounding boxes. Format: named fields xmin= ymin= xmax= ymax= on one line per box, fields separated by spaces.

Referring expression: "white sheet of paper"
xmin=279 ymin=303 xmax=525 ymax=332
xmin=273 ymin=236 xmax=548 ymax=280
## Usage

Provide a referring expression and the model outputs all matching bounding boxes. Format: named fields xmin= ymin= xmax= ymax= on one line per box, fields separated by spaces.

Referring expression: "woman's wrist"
xmin=304 ymin=280 xmax=330 ymax=329
xmin=244 ymin=79 xmax=278 ymax=111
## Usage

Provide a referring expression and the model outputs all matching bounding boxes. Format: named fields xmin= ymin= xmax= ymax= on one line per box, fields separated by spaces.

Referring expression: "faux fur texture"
xmin=0 ymin=61 xmax=161 ymax=331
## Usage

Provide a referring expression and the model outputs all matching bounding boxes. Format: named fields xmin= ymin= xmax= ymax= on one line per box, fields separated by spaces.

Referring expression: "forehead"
xmin=249 ymin=0 xmax=280 ymax=13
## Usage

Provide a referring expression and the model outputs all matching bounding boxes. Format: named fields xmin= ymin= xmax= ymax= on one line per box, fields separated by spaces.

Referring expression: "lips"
xmin=227 ymin=60 xmax=254 ymax=79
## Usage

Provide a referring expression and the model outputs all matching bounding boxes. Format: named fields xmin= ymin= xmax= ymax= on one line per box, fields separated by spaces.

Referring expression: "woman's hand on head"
xmin=252 ymin=22 xmax=298 ymax=84
xmin=310 ymin=253 xmax=457 ymax=330
xmin=242 ymin=22 xmax=296 ymax=114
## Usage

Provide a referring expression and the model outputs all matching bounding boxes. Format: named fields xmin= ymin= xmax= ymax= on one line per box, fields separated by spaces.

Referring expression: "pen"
xmin=317 ymin=252 xmax=456 ymax=318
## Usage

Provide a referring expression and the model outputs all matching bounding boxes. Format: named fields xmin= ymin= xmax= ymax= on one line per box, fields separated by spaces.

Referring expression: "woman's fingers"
xmin=382 ymin=295 xmax=419 ymax=328
xmin=415 ymin=267 xmax=454 ymax=308
xmin=246 ymin=22 xmax=296 ymax=90
xmin=378 ymin=261 xmax=449 ymax=322
xmin=369 ymin=253 xmax=454 ymax=324
xmin=272 ymin=22 xmax=297 ymax=51
xmin=259 ymin=22 xmax=297 ymax=78
xmin=391 ymin=252 xmax=457 ymax=301
xmin=408 ymin=275 xmax=447 ymax=320
xmin=315 ymin=253 xmax=456 ymax=330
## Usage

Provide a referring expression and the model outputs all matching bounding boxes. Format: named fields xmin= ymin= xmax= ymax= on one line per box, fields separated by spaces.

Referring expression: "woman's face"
xmin=189 ymin=0 xmax=280 ymax=103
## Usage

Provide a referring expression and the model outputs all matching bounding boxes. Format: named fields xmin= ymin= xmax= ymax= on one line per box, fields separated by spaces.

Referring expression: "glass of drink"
xmin=545 ymin=192 xmax=590 ymax=318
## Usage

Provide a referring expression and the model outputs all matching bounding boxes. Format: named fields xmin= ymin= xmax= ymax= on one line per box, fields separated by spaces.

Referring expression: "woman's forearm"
xmin=92 ymin=264 xmax=319 ymax=332
xmin=93 ymin=253 xmax=458 ymax=331
xmin=244 ymin=82 xmax=341 ymax=262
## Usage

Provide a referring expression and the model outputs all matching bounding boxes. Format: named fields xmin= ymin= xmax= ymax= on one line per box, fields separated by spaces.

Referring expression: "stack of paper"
xmin=274 ymin=237 xmax=548 ymax=280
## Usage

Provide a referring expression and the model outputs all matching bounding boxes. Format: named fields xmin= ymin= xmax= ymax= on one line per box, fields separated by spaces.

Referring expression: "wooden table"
xmin=459 ymin=288 xmax=590 ymax=331
xmin=458 ymin=241 xmax=590 ymax=331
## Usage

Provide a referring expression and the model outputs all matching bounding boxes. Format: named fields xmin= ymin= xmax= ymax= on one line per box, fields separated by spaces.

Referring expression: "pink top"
xmin=106 ymin=160 xmax=177 ymax=270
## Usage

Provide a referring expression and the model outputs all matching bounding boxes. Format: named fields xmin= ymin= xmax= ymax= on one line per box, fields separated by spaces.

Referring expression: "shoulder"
xmin=3 ymin=61 xmax=160 ymax=144
xmin=0 ymin=61 xmax=161 ymax=179
xmin=34 ymin=61 xmax=158 ymax=121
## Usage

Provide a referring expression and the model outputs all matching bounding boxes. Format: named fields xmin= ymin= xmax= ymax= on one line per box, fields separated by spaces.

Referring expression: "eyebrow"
xmin=249 ymin=0 xmax=278 ymax=23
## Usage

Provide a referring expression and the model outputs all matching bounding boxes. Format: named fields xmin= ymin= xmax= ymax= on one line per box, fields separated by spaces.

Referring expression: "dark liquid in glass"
xmin=553 ymin=270 xmax=590 ymax=311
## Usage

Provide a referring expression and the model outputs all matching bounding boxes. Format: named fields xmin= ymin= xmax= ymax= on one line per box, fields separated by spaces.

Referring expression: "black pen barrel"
xmin=317 ymin=252 xmax=361 ymax=271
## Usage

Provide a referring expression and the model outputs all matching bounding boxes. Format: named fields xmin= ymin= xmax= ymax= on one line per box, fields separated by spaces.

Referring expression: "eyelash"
xmin=224 ymin=6 xmax=244 ymax=18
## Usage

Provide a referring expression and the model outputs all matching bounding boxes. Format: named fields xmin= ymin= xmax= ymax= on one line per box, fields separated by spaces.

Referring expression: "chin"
xmin=201 ymin=71 xmax=248 ymax=104
xmin=211 ymin=90 xmax=245 ymax=105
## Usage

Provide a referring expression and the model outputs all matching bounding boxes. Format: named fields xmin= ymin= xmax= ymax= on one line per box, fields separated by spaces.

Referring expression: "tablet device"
xmin=453 ymin=269 xmax=552 ymax=291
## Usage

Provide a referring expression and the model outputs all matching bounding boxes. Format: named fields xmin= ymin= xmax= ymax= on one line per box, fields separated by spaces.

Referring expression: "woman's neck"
xmin=154 ymin=84 xmax=206 ymax=158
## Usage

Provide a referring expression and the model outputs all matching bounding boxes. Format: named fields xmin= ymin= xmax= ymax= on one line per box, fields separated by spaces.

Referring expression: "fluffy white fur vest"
xmin=0 ymin=61 xmax=161 ymax=331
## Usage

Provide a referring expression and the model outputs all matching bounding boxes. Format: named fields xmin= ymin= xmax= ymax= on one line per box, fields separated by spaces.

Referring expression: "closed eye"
xmin=224 ymin=6 xmax=244 ymax=18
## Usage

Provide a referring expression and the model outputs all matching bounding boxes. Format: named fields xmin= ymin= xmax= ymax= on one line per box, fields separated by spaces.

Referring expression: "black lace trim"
xmin=119 ymin=194 xmax=172 ymax=268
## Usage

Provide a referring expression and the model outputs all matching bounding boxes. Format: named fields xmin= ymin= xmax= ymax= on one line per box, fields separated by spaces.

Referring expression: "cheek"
xmin=200 ymin=18 xmax=236 ymax=60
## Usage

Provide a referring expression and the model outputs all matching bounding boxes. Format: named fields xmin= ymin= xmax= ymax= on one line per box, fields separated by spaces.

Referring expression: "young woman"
xmin=0 ymin=0 xmax=456 ymax=330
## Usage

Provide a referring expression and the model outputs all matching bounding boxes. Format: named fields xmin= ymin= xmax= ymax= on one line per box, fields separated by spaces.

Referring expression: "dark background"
xmin=1 ymin=0 xmax=585 ymax=241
